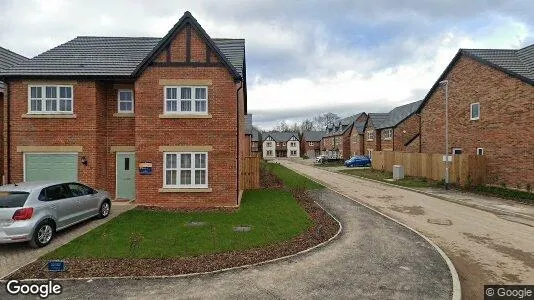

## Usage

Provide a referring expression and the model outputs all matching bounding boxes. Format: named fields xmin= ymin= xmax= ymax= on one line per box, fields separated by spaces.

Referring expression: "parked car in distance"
xmin=0 ymin=181 xmax=111 ymax=248
xmin=344 ymin=156 xmax=371 ymax=167
xmin=315 ymin=155 xmax=327 ymax=164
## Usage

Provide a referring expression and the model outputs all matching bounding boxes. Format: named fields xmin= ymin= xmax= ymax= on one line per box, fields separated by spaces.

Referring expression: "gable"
xmin=265 ymin=136 xmax=274 ymax=141
xmin=135 ymin=12 xmax=240 ymax=80
xmin=289 ymin=136 xmax=298 ymax=141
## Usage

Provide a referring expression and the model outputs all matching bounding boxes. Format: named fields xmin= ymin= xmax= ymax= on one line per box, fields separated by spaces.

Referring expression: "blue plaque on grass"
xmin=48 ymin=260 xmax=66 ymax=272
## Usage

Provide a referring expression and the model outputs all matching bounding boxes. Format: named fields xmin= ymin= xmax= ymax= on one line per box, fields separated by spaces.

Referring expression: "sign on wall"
xmin=139 ymin=162 xmax=153 ymax=175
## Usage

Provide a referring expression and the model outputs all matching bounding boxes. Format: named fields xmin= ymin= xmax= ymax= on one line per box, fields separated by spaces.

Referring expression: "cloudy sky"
xmin=1 ymin=0 xmax=532 ymax=129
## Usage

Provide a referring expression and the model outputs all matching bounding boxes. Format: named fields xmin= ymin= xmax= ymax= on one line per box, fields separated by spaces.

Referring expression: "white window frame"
xmin=266 ymin=142 xmax=272 ymax=147
xmin=383 ymin=129 xmax=393 ymax=140
xmin=266 ymin=150 xmax=273 ymax=156
xmin=470 ymin=103 xmax=480 ymax=120
xmin=117 ymin=89 xmax=134 ymax=113
xmin=290 ymin=142 xmax=297 ymax=147
xmin=477 ymin=148 xmax=484 ymax=155
xmin=308 ymin=142 xmax=314 ymax=146
xmin=163 ymin=152 xmax=208 ymax=188
xmin=28 ymin=85 xmax=73 ymax=114
xmin=367 ymin=150 xmax=372 ymax=159
xmin=290 ymin=150 xmax=297 ymax=156
xmin=452 ymin=148 xmax=463 ymax=155
xmin=367 ymin=131 xmax=374 ymax=141
xmin=164 ymin=86 xmax=208 ymax=115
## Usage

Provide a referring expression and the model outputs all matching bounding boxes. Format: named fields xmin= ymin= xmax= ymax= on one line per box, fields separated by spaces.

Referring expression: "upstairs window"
xmin=367 ymin=131 xmax=374 ymax=141
xmin=309 ymin=142 xmax=314 ymax=146
xmin=29 ymin=85 xmax=73 ymax=114
xmin=266 ymin=142 xmax=272 ymax=147
xmin=383 ymin=129 xmax=393 ymax=140
xmin=165 ymin=86 xmax=208 ymax=114
xmin=470 ymin=103 xmax=480 ymax=120
xmin=290 ymin=142 xmax=297 ymax=147
xmin=118 ymin=89 xmax=134 ymax=113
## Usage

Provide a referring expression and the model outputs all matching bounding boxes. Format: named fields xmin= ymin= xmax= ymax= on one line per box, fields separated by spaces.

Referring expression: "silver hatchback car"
xmin=0 ymin=181 xmax=111 ymax=248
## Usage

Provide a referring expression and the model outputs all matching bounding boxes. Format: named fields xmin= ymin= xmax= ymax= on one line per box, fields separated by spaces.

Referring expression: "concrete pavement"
xmin=278 ymin=159 xmax=534 ymax=299
xmin=0 ymin=202 xmax=135 ymax=279
xmin=0 ymin=189 xmax=453 ymax=299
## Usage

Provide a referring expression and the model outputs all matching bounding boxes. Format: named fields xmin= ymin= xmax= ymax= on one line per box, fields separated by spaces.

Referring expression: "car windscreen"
xmin=0 ymin=191 xmax=30 ymax=208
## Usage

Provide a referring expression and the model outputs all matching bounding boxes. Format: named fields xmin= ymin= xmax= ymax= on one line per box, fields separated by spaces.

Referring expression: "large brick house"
xmin=348 ymin=114 xmax=368 ymax=156
xmin=262 ymin=132 xmax=300 ymax=159
xmin=301 ymin=131 xmax=326 ymax=158
xmin=0 ymin=12 xmax=248 ymax=208
xmin=364 ymin=113 xmax=388 ymax=159
xmin=322 ymin=113 xmax=366 ymax=160
xmin=417 ymin=45 xmax=534 ymax=188
xmin=0 ymin=47 xmax=28 ymax=184
xmin=375 ymin=100 xmax=422 ymax=152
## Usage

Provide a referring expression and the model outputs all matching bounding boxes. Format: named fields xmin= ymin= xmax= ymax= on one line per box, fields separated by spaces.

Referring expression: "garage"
xmin=24 ymin=153 xmax=78 ymax=182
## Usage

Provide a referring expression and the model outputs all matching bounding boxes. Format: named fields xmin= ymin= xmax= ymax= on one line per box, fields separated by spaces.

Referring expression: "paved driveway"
xmin=2 ymin=189 xmax=453 ymax=299
xmin=0 ymin=202 xmax=134 ymax=278
xmin=277 ymin=160 xmax=534 ymax=299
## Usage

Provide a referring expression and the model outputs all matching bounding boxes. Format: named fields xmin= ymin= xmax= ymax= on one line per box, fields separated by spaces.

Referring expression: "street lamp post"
xmin=439 ymin=80 xmax=450 ymax=190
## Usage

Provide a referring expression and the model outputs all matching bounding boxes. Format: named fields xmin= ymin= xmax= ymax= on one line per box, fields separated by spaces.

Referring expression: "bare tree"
xmin=300 ymin=118 xmax=314 ymax=132
xmin=313 ymin=112 xmax=340 ymax=130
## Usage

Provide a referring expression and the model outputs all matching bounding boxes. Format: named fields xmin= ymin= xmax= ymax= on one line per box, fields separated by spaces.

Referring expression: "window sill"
xmin=470 ymin=118 xmax=480 ymax=121
xmin=113 ymin=112 xmax=135 ymax=118
xmin=159 ymin=114 xmax=212 ymax=119
xmin=384 ymin=138 xmax=392 ymax=141
xmin=159 ymin=188 xmax=212 ymax=193
xmin=22 ymin=114 xmax=76 ymax=119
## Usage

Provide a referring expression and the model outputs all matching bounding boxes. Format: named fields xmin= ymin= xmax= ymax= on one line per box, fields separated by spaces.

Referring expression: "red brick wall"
xmin=349 ymin=132 xmax=364 ymax=156
xmin=340 ymin=129 xmax=352 ymax=159
xmin=364 ymin=119 xmax=380 ymax=156
xmin=421 ymin=55 xmax=534 ymax=187
xmin=302 ymin=141 xmax=321 ymax=157
xmin=381 ymin=129 xmax=393 ymax=151
xmin=394 ymin=114 xmax=420 ymax=152
xmin=5 ymin=80 xmax=102 ymax=186
xmin=0 ymin=92 xmax=3 ymax=182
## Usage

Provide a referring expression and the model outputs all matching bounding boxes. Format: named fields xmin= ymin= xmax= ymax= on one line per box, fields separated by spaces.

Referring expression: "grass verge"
xmin=45 ymin=189 xmax=313 ymax=259
xmin=264 ymin=162 xmax=324 ymax=190
xmin=339 ymin=168 xmax=436 ymax=188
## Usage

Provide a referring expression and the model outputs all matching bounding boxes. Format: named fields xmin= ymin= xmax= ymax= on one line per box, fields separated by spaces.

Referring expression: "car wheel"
xmin=97 ymin=200 xmax=111 ymax=219
xmin=29 ymin=220 xmax=55 ymax=248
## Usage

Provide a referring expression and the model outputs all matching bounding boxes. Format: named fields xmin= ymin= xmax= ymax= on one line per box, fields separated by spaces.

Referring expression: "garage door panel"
xmin=25 ymin=154 xmax=78 ymax=182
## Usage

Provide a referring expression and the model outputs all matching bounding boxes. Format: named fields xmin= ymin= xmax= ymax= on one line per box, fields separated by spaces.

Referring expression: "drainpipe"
xmin=5 ymin=82 xmax=10 ymax=184
xmin=236 ymin=81 xmax=243 ymax=206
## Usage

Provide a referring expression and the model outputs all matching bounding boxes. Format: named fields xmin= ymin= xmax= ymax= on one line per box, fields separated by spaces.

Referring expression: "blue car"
xmin=344 ymin=155 xmax=371 ymax=167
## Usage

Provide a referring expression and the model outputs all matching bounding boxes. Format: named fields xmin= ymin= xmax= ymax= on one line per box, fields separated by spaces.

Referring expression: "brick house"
xmin=0 ymin=12 xmax=248 ymax=208
xmin=348 ymin=114 xmax=368 ymax=156
xmin=0 ymin=47 xmax=28 ymax=183
xmin=375 ymin=100 xmax=422 ymax=152
xmin=417 ymin=45 xmax=534 ymax=188
xmin=363 ymin=113 xmax=388 ymax=159
xmin=262 ymin=132 xmax=300 ymax=159
xmin=322 ymin=113 xmax=366 ymax=160
xmin=301 ymin=131 xmax=326 ymax=158
xmin=244 ymin=114 xmax=261 ymax=156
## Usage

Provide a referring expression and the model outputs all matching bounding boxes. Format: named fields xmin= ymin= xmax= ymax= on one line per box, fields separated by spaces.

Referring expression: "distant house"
xmin=364 ymin=113 xmax=388 ymax=159
xmin=0 ymin=47 xmax=28 ymax=183
xmin=251 ymin=128 xmax=261 ymax=155
xmin=322 ymin=113 xmax=367 ymax=160
xmin=262 ymin=132 xmax=300 ymax=159
xmin=417 ymin=45 xmax=534 ymax=188
xmin=375 ymin=100 xmax=422 ymax=152
xmin=302 ymin=131 xmax=326 ymax=158
xmin=244 ymin=114 xmax=261 ymax=156
xmin=349 ymin=115 xmax=368 ymax=156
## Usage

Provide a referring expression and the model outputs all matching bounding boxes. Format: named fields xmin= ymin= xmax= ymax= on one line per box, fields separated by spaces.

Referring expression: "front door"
xmin=116 ymin=153 xmax=135 ymax=200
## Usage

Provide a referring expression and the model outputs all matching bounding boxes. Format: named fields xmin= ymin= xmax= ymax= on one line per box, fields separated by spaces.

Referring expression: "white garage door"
xmin=24 ymin=153 xmax=78 ymax=182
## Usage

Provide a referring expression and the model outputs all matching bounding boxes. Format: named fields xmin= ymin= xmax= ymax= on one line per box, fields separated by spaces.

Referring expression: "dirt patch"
xmin=502 ymin=273 xmax=521 ymax=283
xmin=388 ymin=205 xmax=425 ymax=215
xmin=260 ymin=165 xmax=284 ymax=189
xmin=463 ymin=232 xmax=534 ymax=269
xmin=448 ymin=250 xmax=498 ymax=300
xmin=7 ymin=172 xmax=339 ymax=280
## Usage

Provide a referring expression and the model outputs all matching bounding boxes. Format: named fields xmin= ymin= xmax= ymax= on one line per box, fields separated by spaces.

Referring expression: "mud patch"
xmin=389 ymin=205 xmax=425 ymax=216
xmin=463 ymin=232 xmax=534 ymax=269
xmin=502 ymin=273 xmax=521 ymax=283
xmin=427 ymin=218 xmax=453 ymax=226
xmin=448 ymin=249 xmax=499 ymax=300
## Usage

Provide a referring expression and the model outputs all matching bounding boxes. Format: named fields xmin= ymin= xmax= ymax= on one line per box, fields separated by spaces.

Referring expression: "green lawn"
xmin=45 ymin=189 xmax=313 ymax=259
xmin=339 ymin=168 xmax=436 ymax=188
xmin=265 ymin=162 xmax=324 ymax=190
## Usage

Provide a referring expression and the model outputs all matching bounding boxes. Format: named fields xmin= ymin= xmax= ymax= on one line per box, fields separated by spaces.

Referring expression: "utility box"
xmin=393 ymin=165 xmax=404 ymax=180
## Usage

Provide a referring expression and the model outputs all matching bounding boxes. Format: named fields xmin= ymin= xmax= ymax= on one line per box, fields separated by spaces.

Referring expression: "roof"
xmin=251 ymin=129 xmax=260 ymax=142
xmin=367 ymin=113 xmax=389 ymax=129
xmin=244 ymin=115 xmax=252 ymax=135
xmin=302 ymin=131 xmax=326 ymax=141
xmin=353 ymin=120 xmax=367 ymax=134
xmin=262 ymin=132 xmax=299 ymax=142
xmin=0 ymin=12 xmax=245 ymax=79
xmin=0 ymin=47 xmax=28 ymax=71
xmin=326 ymin=113 xmax=365 ymax=136
xmin=376 ymin=100 xmax=423 ymax=129
xmin=418 ymin=43 xmax=534 ymax=113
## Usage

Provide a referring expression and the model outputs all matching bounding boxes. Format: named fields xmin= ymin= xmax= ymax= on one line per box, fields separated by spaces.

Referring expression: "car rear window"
xmin=0 ymin=192 xmax=30 ymax=208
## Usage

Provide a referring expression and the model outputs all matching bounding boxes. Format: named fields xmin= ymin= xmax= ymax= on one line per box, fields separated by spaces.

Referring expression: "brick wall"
xmin=394 ymin=114 xmax=421 ymax=152
xmin=421 ymin=55 xmax=534 ymax=187
xmin=0 ymin=92 xmax=3 ymax=182
xmin=302 ymin=141 xmax=321 ymax=157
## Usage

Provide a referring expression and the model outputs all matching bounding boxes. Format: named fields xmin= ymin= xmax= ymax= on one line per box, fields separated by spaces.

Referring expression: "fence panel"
xmin=370 ymin=151 xmax=486 ymax=186
xmin=241 ymin=156 xmax=260 ymax=189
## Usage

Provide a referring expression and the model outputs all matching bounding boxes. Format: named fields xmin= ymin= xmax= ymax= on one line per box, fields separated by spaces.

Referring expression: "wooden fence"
xmin=241 ymin=156 xmax=260 ymax=189
xmin=371 ymin=151 xmax=487 ymax=186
